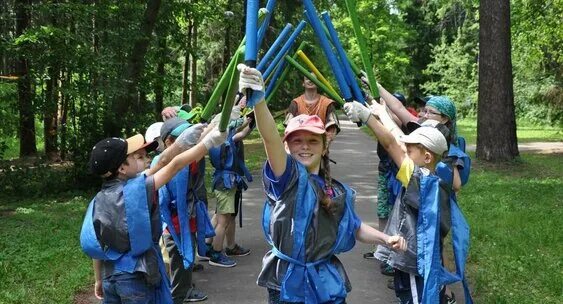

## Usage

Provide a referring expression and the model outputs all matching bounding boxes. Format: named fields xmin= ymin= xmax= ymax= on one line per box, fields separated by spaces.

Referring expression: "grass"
xmin=460 ymin=153 xmax=563 ymax=303
xmin=457 ymin=118 xmax=563 ymax=145
xmin=0 ymin=193 xmax=94 ymax=304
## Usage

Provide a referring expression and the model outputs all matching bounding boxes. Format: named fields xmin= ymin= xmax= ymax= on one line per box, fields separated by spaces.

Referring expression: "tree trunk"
xmin=189 ymin=18 xmax=198 ymax=107
xmin=154 ymin=34 xmax=166 ymax=120
xmin=105 ymin=0 xmax=162 ymax=136
xmin=44 ymin=66 xmax=60 ymax=161
xmin=476 ymin=0 xmax=519 ymax=161
xmin=181 ymin=16 xmax=192 ymax=105
xmin=15 ymin=0 xmax=37 ymax=157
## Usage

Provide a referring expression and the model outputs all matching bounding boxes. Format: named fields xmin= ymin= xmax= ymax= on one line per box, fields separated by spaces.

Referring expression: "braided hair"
xmin=318 ymin=136 xmax=335 ymax=214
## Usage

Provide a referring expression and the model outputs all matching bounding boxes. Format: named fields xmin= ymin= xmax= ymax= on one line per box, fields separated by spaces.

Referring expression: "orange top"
xmin=292 ymin=94 xmax=335 ymax=124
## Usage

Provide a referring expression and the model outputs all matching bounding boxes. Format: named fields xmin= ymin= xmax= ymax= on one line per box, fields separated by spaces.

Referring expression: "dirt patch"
xmin=73 ymin=288 xmax=99 ymax=304
xmin=0 ymin=209 xmax=15 ymax=217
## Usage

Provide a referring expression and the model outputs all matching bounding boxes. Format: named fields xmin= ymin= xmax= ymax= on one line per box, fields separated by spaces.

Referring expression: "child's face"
xmin=406 ymin=143 xmax=435 ymax=168
xmin=132 ymin=149 xmax=151 ymax=170
xmin=120 ymin=150 xmax=150 ymax=179
xmin=285 ymin=131 xmax=325 ymax=174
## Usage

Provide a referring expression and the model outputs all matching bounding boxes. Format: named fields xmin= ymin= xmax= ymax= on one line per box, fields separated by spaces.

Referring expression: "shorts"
xmin=214 ymin=188 xmax=237 ymax=215
xmin=377 ymin=171 xmax=391 ymax=219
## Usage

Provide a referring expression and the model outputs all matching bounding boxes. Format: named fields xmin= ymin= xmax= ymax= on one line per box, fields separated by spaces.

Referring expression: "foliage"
xmin=462 ymin=153 xmax=563 ymax=303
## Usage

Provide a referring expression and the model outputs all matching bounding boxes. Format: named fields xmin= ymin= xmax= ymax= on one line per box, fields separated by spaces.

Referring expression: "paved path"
xmin=194 ymin=119 xmax=397 ymax=303
xmin=466 ymin=142 xmax=563 ymax=154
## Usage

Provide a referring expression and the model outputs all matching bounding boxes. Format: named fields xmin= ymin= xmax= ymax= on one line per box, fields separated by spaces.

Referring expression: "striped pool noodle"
xmin=257 ymin=0 xmax=277 ymax=49
xmin=302 ymin=1 xmax=352 ymax=101
xmin=321 ymin=11 xmax=365 ymax=104
xmin=257 ymin=23 xmax=293 ymax=73
xmin=262 ymin=20 xmax=306 ymax=80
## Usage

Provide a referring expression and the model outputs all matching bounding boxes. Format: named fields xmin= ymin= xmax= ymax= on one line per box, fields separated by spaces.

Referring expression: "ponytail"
xmin=319 ymin=137 xmax=334 ymax=214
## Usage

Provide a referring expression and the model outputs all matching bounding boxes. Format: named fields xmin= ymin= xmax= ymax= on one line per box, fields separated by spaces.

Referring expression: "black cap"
xmin=88 ymin=137 xmax=128 ymax=176
xmin=392 ymin=93 xmax=407 ymax=106
xmin=88 ymin=134 xmax=149 ymax=176
xmin=413 ymin=96 xmax=429 ymax=107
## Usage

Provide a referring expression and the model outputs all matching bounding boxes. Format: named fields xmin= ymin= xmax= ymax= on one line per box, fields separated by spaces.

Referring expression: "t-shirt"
xmin=397 ymin=158 xmax=415 ymax=187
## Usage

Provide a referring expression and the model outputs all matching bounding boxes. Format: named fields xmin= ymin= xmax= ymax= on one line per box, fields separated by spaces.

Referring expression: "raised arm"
xmin=343 ymin=101 xmax=406 ymax=168
xmin=377 ymin=83 xmax=417 ymax=126
xmin=238 ymin=64 xmax=287 ymax=177
xmin=149 ymin=124 xmax=227 ymax=189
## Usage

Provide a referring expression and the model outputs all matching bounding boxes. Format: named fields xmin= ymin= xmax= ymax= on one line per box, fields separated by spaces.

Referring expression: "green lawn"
xmin=0 ymin=194 xmax=93 ymax=304
xmin=461 ymin=153 xmax=563 ymax=303
xmin=457 ymin=118 xmax=563 ymax=145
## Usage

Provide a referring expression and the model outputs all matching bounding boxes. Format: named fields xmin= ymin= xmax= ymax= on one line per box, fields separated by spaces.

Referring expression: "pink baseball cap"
xmin=283 ymin=114 xmax=326 ymax=142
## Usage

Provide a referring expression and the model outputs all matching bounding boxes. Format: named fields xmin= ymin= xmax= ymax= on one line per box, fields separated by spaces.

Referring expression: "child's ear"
xmin=424 ymin=151 xmax=433 ymax=164
xmin=284 ymin=141 xmax=291 ymax=154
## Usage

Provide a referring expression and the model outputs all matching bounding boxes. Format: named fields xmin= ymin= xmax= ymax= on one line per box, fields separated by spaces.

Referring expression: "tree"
xmin=15 ymin=0 xmax=37 ymax=157
xmin=104 ymin=0 xmax=162 ymax=136
xmin=476 ymin=0 xmax=518 ymax=161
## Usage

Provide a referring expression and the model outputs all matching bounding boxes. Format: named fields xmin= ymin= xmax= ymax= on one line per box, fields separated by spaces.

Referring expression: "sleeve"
xmin=262 ymin=155 xmax=298 ymax=200
xmin=144 ymin=175 xmax=158 ymax=213
xmin=324 ymin=104 xmax=341 ymax=134
xmin=284 ymin=101 xmax=298 ymax=126
xmin=396 ymin=158 xmax=414 ymax=187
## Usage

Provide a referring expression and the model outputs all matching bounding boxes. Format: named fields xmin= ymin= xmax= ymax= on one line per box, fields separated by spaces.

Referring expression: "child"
xmin=80 ymin=123 xmax=226 ymax=303
xmin=207 ymin=115 xmax=254 ymax=267
xmin=155 ymin=117 xmax=214 ymax=303
xmin=343 ymin=101 xmax=472 ymax=304
xmin=238 ymin=64 xmax=407 ymax=304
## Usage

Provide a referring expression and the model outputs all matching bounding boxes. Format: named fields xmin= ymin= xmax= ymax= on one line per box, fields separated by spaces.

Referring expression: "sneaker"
xmin=208 ymin=251 xmax=237 ymax=268
xmin=363 ymin=251 xmax=377 ymax=259
xmin=192 ymin=263 xmax=204 ymax=272
xmin=445 ymin=291 xmax=456 ymax=304
xmin=387 ymin=278 xmax=395 ymax=290
xmin=196 ymin=244 xmax=212 ymax=261
xmin=184 ymin=288 xmax=207 ymax=302
xmin=379 ymin=263 xmax=394 ymax=276
xmin=225 ymin=244 xmax=251 ymax=257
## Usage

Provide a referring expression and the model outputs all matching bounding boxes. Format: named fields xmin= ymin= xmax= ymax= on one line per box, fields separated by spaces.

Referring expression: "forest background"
xmin=0 ymin=1 xmax=562 ymax=303
xmin=1 ymin=0 xmax=561 ymax=186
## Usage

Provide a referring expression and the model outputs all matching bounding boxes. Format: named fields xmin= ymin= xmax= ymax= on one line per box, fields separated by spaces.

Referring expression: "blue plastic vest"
xmin=209 ymin=130 xmax=253 ymax=191
xmin=151 ymin=156 xmax=215 ymax=261
xmin=262 ymin=163 xmax=358 ymax=304
xmin=79 ymin=175 xmax=172 ymax=303
xmin=436 ymin=144 xmax=471 ymax=187
xmin=416 ymin=174 xmax=473 ymax=304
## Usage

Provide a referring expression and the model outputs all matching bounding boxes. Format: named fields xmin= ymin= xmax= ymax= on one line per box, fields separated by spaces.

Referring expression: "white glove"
xmin=343 ymin=101 xmax=371 ymax=124
xmin=368 ymin=99 xmax=386 ymax=117
xmin=238 ymin=64 xmax=264 ymax=92
xmin=237 ymin=64 xmax=265 ymax=108
xmin=230 ymin=105 xmax=242 ymax=121
xmin=201 ymin=127 xmax=228 ymax=150
xmin=175 ymin=123 xmax=205 ymax=150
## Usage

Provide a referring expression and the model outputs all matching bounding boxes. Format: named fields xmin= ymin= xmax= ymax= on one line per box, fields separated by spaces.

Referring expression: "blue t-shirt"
xmin=264 ymin=156 xmax=338 ymax=200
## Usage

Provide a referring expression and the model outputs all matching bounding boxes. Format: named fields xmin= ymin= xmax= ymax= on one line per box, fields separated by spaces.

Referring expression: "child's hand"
xmin=94 ymin=280 xmax=103 ymax=299
xmin=343 ymin=101 xmax=371 ymax=123
xmin=387 ymin=235 xmax=407 ymax=252
xmin=202 ymin=126 xmax=228 ymax=150
xmin=176 ymin=123 xmax=205 ymax=150
xmin=237 ymin=64 xmax=265 ymax=108
xmin=368 ymin=98 xmax=386 ymax=117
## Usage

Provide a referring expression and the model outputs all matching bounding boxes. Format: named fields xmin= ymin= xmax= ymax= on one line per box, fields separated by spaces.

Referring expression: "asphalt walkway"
xmin=194 ymin=119 xmax=396 ymax=303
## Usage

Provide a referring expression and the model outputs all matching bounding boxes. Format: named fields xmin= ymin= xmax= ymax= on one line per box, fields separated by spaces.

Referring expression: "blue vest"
xmin=416 ymin=174 xmax=473 ymax=304
xmin=262 ymin=164 xmax=358 ymax=304
xmin=209 ymin=130 xmax=253 ymax=191
xmin=151 ymin=156 xmax=215 ymax=261
xmin=79 ymin=175 xmax=172 ymax=303
xmin=436 ymin=143 xmax=471 ymax=187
